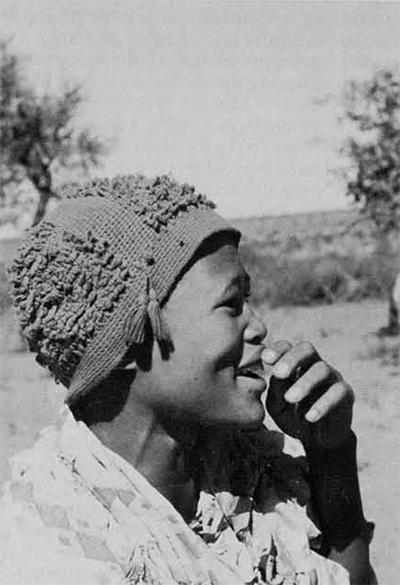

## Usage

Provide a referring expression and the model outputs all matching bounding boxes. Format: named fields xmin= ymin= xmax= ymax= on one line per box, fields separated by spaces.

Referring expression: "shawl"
xmin=0 ymin=410 xmax=349 ymax=585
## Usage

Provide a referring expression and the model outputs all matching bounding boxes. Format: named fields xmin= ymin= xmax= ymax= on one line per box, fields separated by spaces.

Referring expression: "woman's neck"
xmin=89 ymin=399 xmax=201 ymax=522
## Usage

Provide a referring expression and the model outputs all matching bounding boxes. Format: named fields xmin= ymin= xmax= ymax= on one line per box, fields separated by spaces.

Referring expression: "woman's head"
xmin=8 ymin=174 xmax=241 ymax=406
xmin=127 ymin=231 xmax=268 ymax=429
xmin=72 ymin=232 xmax=268 ymax=430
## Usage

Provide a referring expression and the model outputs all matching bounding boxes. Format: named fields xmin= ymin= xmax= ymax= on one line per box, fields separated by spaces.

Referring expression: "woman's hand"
xmin=262 ymin=340 xmax=354 ymax=450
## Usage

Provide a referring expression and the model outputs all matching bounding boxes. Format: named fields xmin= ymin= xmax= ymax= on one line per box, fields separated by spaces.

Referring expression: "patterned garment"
xmin=0 ymin=410 xmax=349 ymax=584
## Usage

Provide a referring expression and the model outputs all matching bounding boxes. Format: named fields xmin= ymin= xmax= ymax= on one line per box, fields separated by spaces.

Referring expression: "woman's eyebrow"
xmin=217 ymin=271 xmax=251 ymax=299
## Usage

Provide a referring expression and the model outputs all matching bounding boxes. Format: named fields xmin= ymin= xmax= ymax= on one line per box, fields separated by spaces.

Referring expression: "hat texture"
xmin=8 ymin=174 xmax=240 ymax=404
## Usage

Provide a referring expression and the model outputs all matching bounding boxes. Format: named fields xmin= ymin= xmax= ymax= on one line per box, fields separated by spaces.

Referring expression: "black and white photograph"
xmin=0 ymin=1 xmax=399 ymax=584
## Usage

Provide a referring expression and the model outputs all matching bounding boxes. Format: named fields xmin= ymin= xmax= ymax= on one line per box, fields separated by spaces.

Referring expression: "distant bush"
xmin=344 ymin=254 xmax=396 ymax=300
xmin=239 ymin=244 xmax=397 ymax=308
xmin=271 ymin=258 xmax=348 ymax=306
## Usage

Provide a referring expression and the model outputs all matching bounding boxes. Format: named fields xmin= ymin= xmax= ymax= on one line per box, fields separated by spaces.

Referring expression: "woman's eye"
xmin=224 ymin=296 xmax=245 ymax=314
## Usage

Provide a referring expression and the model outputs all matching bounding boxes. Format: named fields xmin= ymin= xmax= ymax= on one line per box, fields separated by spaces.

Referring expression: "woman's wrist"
xmin=305 ymin=430 xmax=373 ymax=552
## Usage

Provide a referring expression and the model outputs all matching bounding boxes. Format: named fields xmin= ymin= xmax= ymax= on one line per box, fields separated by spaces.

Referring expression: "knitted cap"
xmin=8 ymin=174 xmax=240 ymax=405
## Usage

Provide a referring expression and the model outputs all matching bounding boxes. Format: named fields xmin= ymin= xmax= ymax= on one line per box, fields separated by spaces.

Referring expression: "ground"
xmin=0 ymin=300 xmax=398 ymax=584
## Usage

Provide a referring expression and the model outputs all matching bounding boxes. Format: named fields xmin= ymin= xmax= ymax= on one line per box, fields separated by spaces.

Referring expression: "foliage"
xmin=341 ymin=68 xmax=400 ymax=235
xmin=239 ymin=244 xmax=397 ymax=309
xmin=0 ymin=40 xmax=107 ymax=225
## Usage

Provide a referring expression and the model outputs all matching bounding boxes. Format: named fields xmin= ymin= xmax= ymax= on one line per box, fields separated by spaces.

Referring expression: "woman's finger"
xmin=304 ymin=380 xmax=354 ymax=423
xmin=269 ymin=341 xmax=320 ymax=379
xmin=261 ymin=340 xmax=293 ymax=365
xmin=284 ymin=360 xmax=339 ymax=404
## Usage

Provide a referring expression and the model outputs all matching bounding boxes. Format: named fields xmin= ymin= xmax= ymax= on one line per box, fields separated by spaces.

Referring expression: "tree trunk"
xmin=32 ymin=186 xmax=53 ymax=226
xmin=375 ymin=232 xmax=400 ymax=336
xmin=26 ymin=157 xmax=54 ymax=226
xmin=386 ymin=271 xmax=400 ymax=335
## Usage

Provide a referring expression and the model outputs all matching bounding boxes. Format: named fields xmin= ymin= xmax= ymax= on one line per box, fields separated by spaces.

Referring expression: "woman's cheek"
xmin=213 ymin=325 xmax=245 ymax=371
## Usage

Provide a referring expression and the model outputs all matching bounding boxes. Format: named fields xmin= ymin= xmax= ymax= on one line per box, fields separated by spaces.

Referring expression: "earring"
xmin=122 ymin=361 xmax=137 ymax=371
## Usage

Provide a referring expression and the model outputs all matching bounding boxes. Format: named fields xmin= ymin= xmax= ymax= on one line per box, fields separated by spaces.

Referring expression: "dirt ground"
xmin=0 ymin=300 xmax=399 ymax=584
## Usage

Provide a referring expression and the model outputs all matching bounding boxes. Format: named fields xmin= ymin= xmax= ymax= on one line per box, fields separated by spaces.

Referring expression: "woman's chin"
xmin=203 ymin=403 xmax=265 ymax=430
xmin=232 ymin=400 xmax=266 ymax=430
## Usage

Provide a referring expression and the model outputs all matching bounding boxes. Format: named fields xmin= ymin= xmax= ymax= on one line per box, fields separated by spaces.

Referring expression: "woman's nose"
xmin=244 ymin=305 xmax=267 ymax=345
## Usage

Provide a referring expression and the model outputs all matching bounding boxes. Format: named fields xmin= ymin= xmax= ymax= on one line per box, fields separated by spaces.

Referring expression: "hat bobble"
xmin=147 ymin=283 xmax=171 ymax=343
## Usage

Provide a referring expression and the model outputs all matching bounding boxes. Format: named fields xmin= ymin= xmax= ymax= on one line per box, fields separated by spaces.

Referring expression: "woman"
xmin=1 ymin=174 xmax=375 ymax=584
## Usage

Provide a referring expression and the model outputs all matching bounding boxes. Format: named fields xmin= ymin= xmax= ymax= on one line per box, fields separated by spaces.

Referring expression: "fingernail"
xmin=285 ymin=388 xmax=302 ymax=403
xmin=262 ymin=349 xmax=277 ymax=362
xmin=306 ymin=408 xmax=320 ymax=422
xmin=274 ymin=363 xmax=289 ymax=377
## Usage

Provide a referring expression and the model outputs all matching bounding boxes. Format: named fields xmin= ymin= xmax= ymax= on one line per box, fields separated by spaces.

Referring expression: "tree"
xmin=0 ymin=40 xmax=107 ymax=226
xmin=341 ymin=68 xmax=400 ymax=334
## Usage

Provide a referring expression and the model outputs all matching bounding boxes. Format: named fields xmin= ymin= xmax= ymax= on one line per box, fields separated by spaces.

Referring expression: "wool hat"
xmin=8 ymin=174 xmax=240 ymax=405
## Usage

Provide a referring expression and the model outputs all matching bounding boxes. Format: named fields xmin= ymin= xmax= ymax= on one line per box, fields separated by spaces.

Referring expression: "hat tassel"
xmin=124 ymin=292 xmax=148 ymax=345
xmin=124 ymin=280 xmax=171 ymax=346
xmin=148 ymin=285 xmax=171 ymax=343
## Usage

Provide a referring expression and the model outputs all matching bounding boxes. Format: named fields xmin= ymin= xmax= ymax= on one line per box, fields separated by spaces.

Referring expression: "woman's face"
xmin=133 ymin=236 xmax=268 ymax=429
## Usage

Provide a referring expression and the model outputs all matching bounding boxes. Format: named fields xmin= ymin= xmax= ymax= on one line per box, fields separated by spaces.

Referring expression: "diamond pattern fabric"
xmin=0 ymin=410 xmax=349 ymax=584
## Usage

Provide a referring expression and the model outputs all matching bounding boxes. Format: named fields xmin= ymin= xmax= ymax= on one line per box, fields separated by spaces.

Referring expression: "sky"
xmin=2 ymin=0 xmax=399 ymax=218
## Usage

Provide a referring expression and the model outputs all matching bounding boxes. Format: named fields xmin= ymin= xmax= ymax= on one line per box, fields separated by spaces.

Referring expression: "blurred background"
xmin=0 ymin=2 xmax=399 ymax=583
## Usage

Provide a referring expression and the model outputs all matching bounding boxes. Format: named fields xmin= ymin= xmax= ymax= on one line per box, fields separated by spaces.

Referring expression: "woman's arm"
xmin=306 ymin=432 xmax=375 ymax=584
xmin=328 ymin=538 xmax=377 ymax=585
xmin=262 ymin=340 xmax=376 ymax=584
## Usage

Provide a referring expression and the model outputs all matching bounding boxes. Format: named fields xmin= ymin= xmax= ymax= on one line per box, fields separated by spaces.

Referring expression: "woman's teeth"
xmin=236 ymin=362 xmax=265 ymax=378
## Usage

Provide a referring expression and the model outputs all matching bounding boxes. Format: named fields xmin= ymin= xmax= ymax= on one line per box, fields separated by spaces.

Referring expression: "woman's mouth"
xmin=235 ymin=361 xmax=265 ymax=380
